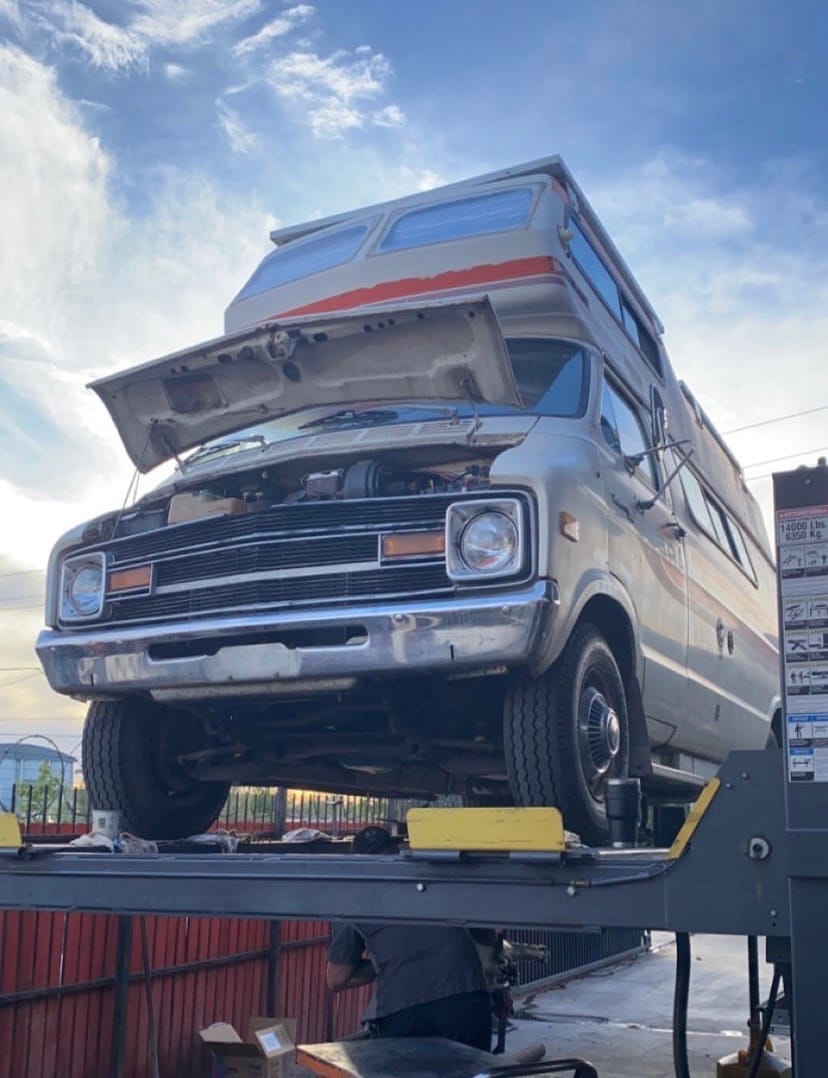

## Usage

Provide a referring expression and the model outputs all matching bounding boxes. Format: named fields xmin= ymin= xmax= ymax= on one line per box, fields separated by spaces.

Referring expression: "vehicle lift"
xmin=0 ymin=473 xmax=824 ymax=1077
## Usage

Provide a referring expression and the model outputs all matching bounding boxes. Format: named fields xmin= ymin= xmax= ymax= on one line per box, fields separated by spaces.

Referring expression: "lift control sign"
xmin=777 ymin=498 xmax=828 ymax=782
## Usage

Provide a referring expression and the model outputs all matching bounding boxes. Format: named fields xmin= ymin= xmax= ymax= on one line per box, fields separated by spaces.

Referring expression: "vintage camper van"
xmin=36 ymin=157 xmax=780 ymax=842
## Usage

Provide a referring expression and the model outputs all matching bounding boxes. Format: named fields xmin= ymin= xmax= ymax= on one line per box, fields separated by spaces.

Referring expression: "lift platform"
xmin=0 ymin=751 xmax=789 ymax=936
xmin=0 ymin=746 xmax=816 ymax=1076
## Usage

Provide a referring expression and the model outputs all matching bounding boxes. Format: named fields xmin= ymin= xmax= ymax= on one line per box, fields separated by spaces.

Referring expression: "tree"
xmin=17 ymin=759 xmax=65 ymax=823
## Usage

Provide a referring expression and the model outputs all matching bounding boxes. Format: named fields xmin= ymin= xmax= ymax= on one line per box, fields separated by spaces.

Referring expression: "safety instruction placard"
xmin=777 ymin=503 xmax=828 ymax=781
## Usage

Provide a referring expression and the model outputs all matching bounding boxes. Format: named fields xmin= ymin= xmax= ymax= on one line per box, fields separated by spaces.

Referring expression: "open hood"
xmin=90 ymin=297 xmax=521 ymax=472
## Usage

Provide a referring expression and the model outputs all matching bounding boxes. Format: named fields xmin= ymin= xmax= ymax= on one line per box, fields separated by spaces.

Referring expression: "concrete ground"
xmin=502 ymin=933 xmax=792 ymax=1077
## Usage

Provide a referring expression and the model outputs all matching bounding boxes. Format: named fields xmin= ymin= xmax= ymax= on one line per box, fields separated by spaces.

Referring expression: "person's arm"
xmin=326 ymin=957 xmax=377 ymax=992
xmin=326 ymin=924 xmax=375 ymax=992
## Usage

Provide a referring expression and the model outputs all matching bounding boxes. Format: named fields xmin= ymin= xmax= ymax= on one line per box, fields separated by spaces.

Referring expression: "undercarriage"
xmin=162 ymin=675 xmax=511 ymax=800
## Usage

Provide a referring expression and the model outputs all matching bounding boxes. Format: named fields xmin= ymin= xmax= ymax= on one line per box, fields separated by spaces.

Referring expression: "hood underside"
xmin=90 ymin=297 xmax=521 ymax=472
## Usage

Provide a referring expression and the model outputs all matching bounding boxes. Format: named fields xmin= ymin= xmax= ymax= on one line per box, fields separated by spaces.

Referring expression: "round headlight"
xmin=66 ymin=561 xmax=104 ymax=617
xmin=460 ymin=512 xmax=518 ymax=573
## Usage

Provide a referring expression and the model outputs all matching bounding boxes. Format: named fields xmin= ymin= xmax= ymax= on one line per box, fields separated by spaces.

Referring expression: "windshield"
xmin=182 ymin=337 xmax=589 ymax=465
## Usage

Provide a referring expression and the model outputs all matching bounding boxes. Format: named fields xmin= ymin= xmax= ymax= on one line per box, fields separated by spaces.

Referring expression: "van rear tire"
xmin=82 ymin=699 xmax=230 ymax=840
xmin=503 ymin=624 xmax=629 ymax=845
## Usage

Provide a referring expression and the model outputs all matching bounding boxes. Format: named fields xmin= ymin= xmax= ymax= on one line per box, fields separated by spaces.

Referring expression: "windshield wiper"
xmin=299 ymin=404 xmax=463 ymax=431
xmin=298 ymin=408 xmax=400 ymax=430
xmin=184 ymin=435 xmax=267 ymax=467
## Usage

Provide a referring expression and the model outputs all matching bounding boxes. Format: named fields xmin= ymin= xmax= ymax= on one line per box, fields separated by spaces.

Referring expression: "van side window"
xmin=679 ymin=463 xmax=756 ymax=580
xmin=568 ymin=217 xmax=663 ymax=376
xmin=569 ymin=218 xmax=621 ymax=318
xmin=600 ymin=381 xmax=657 ymax=488
xmin=723 ymin=517 xmax=753 ymax=576
xmin=678 ymin=465 xmax=707 ymax=524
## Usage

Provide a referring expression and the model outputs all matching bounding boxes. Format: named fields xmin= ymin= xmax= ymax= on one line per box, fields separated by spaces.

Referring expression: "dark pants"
xmin=371 ymin=990 xmax=491 ymax=1051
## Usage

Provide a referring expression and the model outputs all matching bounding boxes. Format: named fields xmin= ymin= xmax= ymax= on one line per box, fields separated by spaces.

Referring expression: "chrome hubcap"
xmin=578 ymin=687 xmax=621 ymax=796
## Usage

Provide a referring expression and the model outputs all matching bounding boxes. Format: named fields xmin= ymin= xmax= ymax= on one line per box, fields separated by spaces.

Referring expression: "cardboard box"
xmin=200 ymin=1017 xmax=297 ymax=1078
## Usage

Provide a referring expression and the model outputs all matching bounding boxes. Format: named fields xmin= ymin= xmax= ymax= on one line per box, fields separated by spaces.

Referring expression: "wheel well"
xmin=575 ymin=595 xmax=635 ymax=685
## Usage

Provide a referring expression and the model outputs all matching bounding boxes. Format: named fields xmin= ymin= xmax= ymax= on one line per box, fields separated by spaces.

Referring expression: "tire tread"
xmin=504 ymin=623 xmax=627 ymax=843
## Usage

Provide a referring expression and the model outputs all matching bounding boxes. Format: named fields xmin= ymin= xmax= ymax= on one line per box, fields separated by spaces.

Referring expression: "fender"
xmin=531 ymin=568 xmax=644 ymax=681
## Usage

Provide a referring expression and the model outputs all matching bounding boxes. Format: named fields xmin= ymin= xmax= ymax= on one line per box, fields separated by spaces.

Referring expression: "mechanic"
xmin=326 ymin=825 xmax=493 ymax=1050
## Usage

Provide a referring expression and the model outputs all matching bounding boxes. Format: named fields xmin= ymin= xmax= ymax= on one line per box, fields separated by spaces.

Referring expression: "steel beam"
xmin=0 ymin=752 xmax=789 ymax=937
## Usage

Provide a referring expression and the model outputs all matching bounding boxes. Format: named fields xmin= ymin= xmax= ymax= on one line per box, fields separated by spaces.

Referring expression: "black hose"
xmin=746 ymin=967 xmax=782 ymax=1078
xmin=747 ymin=936 xmax=760 ymax=1027
xmin=673 ymin=932 xmax=692 ymax=1078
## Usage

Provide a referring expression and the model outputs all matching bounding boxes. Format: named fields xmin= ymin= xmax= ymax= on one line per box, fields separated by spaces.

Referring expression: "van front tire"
xmin=504 ymin=624 xmax=629 ymax=845
xmin=82 ymin=699 xmax=230 ymax=840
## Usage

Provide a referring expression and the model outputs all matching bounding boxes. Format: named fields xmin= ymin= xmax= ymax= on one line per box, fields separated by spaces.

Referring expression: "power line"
xmin=743 ymin=446 xmax=828 ymax=470
xmin=0 ymin=569 xmax=43 ymax=580
xmin=722 ymin=404 xmax=828 ymax=436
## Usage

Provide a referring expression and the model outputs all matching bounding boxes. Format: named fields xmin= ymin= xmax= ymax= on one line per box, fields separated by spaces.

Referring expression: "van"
xmin=36 ymin=157 xmax=780 ymax=843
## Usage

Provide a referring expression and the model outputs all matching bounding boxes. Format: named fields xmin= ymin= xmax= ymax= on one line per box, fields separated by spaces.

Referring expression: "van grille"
xmin=74 ymin=491 xmax=530 ymax=627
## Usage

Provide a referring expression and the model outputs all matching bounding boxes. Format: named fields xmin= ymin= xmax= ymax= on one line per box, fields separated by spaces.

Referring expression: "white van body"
xmin=37 ymin=157 xmax=780 ymax=841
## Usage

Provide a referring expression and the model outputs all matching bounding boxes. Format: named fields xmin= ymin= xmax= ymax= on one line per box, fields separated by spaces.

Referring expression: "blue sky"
xmin=0 ymin=0 xmax=826 ymax=758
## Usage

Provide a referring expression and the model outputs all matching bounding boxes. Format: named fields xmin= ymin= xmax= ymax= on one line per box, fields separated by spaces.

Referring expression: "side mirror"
xmin=637 ymin=447 xmax=695 ymax=512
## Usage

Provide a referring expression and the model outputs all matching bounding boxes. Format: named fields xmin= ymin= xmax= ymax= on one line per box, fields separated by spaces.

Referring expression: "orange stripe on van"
xmin=271 ymin=256 xmax=564 ymax=319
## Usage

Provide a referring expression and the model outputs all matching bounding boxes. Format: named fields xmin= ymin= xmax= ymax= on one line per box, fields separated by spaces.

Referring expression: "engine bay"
xmin=100 ymin=449 xmax=497 ymax=540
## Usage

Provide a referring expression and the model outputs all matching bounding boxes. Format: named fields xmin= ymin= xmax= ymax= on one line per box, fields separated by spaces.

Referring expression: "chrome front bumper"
xmin=36 ymin=581 xmax=554 ymax=701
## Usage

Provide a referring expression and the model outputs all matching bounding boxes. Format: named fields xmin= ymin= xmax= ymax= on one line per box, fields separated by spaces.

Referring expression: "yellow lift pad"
xmin=667 ymin=777 xmax=720 ymax=860
xmin=407 ymin=806 xmax=565 ymax=853
xmin=0 ymin=812 xmax=22 ymax=849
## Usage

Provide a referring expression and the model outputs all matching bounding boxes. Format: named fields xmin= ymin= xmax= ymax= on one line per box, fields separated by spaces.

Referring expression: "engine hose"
xmin=746 ymin=967 xmax=782 ymax=1078
xmin=673 ymin=932 xmax=692 ymax=1078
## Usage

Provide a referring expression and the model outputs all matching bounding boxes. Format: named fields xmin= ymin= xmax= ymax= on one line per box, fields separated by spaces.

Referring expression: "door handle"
xmin=664 ymin=520 xmax=686 ymax=540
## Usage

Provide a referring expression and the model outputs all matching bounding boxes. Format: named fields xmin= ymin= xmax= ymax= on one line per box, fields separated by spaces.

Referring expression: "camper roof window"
xmin=380 ymin=187 xmax=535 ymax=253
xmin=237 ymin=223 xmax=370 ymax=300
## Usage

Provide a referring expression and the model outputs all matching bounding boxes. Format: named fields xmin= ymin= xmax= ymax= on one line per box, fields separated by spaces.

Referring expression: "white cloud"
xmin=232 ymin=4 xmax=314 ymax=56
xmin=0 ymin=47 xmax=112 ymax=343
xmin=266 ymin=47 xmax=404 ymax=138
xmin=29 ymin=2 xmax=148 ymax=71
xmin=371 ymin=103 xmax=405 ymax=129
xmin=589 ymin=150 xmax=828 ymax=537
xmin=0 ymin=0 xmax=22 ymax=31
xmin=130 ymin=0 xmax=262 ymax=49
xmin=216 ymin=98 xmax=258 ymax=153
xmin=307 ymin=98 xmax=363 ymax=138
xmin=664 ymin=197 xmax=752 ymax=238
xmin=270 ymin=48 xmax=391 ymax=100
xmin=26 ymin=0 xmax=263 ymax=72
xmin=163 ymin=62 xmax=189 ymax=80
xmin=0 ymin=44 xmax=275 ymax=521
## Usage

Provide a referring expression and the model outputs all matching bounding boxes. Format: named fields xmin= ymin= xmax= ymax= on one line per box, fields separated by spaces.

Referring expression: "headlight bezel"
xmin=60 ymin=552 xmax=106 ymax=622
xmin=446 ymin=498 xmax=525 ymax=581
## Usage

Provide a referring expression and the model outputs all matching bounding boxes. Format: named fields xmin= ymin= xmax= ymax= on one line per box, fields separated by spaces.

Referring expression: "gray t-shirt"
xmin=328 ymin=922 xmax=488 ymax=1019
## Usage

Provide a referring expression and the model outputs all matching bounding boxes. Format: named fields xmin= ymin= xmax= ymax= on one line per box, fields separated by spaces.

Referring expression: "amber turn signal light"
xmin=381 ymin=531 xmax=446 ymax=559
xmin=108 ymin=565 xmax=152 ymax=591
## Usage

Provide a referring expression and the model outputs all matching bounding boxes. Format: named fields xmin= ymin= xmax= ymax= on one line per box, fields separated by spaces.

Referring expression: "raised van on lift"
xmin=36 ymin=156 xmax=780 ymax=842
